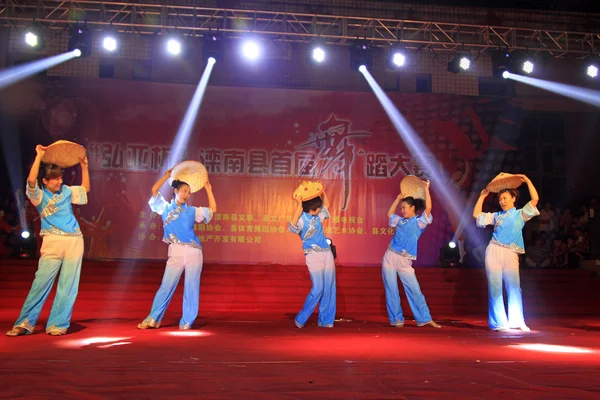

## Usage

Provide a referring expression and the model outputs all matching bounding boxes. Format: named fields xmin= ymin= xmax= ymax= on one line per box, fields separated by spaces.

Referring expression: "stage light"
xmin=208 ymin=57 xmax=216 ymax=64
xmin=448 ymin=53 xmax=471 ymax=73
xmin=522 ymin=60 xmax=534 ymax=74
xmin=103 ymin=36 xmax=117 ymax=52
xmin=587 ymin=65 xmax=598 ymax=78
xmin=167 ymin=39 xmax=182 ymax=55
xmin=439 ymin=240 xmax=461 ymax=267
xmin=392 ymin=52 xmax=406 ymax=67
xmin=164 ymin=331 xmax=207 ymax=337
xmin=350 ymin=42 xmax=372 ymax=71
xmin=502 ymin=71 xmax=510 ymax=79
xmin=203 ymin=33 xmax=223 ymax=63
xmin=68 ymin=26 xmax=92 ymax=57
xmin=20 ymin=230 xmax=30 ymax=239
xmin=312 ymin=47 xmax=325 ymax=63
xmin=74 ymin=49 xmax=82 ymax=57
xmin=242 ymin=40 xmax=260 ymax=61
xmin=25 ymin=32 xmax=38 ymax=47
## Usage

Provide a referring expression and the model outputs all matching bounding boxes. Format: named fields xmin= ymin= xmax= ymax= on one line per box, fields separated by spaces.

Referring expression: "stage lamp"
xmin=439 ymin=241 xmax=460 ymax=267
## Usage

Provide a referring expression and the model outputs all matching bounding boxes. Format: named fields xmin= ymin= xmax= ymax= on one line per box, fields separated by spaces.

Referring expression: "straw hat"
xmin=42 ymin=140 xmax=86 ymax=168
xmin=486 ymin=172 xmax=523 ymax=193
xmin=293 ymin=181 xmax=324 ymax=201
xmin=400 ymin=175 xmax=426 ymax=200
xmin=169 ymin=161 xmax=208 ymax=193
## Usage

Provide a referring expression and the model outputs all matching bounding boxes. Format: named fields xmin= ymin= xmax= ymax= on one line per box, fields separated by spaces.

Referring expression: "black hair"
xmin=401 ymin=196 xmax=425 ymax=212
xmin=38 ymin=163 xmax=63 ymax=188
xmin=171 ymin=179 xmax=190 ymax=193
xmin=302 ymin=196 xmax=323 ymax=213
xmin=497 ymin=188 xmax=518 ymax=202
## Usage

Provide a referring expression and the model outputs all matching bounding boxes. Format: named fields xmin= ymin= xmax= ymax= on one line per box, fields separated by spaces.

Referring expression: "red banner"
xmin=13 ymin=80 xmax=524 ymax=266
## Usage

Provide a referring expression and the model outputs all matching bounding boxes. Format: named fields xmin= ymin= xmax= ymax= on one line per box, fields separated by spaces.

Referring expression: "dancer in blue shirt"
xmin=382 ymin=180 xmax=441 ymax=328
xmin=7 ymin=145 xmax=89 ymax=336
xmin=138 ymin=168 xmax=217 ymax=330
xmin=288 ymin=191 xmax=336 ymax=328
xmin=473 ymin=174 xmax=539 ymax=332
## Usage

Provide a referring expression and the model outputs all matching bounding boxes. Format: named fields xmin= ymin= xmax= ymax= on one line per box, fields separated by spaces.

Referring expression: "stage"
xmin=1 ymin=261 xmax=599 ymax=398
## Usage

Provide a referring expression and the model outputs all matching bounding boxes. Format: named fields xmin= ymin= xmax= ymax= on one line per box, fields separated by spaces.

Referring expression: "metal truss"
xmin=0 ymin=0 xmax=598 ymax=57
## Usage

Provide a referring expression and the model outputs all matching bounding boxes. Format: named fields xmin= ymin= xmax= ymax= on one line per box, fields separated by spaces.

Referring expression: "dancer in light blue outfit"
xmin=7 ymin=144 xmax=90 ymax=337
xmin=288 ymin=190 xmax=336 ymax=328
xmin=473 ymin=174 xmax=539 ymax=332
xmin=138 ymin=168 xmax=216 ymax=330
xmin=382 ymin=180 xmax=441 ymax=329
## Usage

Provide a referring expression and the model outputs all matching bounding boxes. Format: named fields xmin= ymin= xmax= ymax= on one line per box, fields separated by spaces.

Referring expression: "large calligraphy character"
xmin=296 ymin=114 xmax=370 ymax=210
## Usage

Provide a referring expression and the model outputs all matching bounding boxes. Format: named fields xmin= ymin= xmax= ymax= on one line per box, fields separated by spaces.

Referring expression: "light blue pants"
xmin=382 ymin=250 xmax=433 ymax=325
xmin=13 ymin=235 xmax=84 ymax=334
xmin=295 ymin=250 xmax=336 ymax=327
xmin=144 ymin=244 xmax=203 ymax=329
xmin=485 ymin=243 xmax=525 ymax=330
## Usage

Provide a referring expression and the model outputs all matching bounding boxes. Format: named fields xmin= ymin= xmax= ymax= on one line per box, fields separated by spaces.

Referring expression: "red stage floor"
xmin=1 ymin=313 xmax=599 ymax=399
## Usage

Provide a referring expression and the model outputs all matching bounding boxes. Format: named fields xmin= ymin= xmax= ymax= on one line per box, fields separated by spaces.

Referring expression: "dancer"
xmin=138 ymin=166 xmax=216 ymax=330
xmin=288 ymin=184 xmax=336 ymax=328
xmin=6 ymin=144 xmax=90 ymax=336
xmin=382 ymin=180 xmax=441 ymax=328
xmin=473 ymin=173 xmax=539 ymax=332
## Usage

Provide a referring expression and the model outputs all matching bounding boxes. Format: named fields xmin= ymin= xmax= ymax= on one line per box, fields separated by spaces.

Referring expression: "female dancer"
xmin=288 ymin=191 xmax=336 ymax=328
xmin=473 ymin=174 xmax=539 ymax=332
xmin=382 ymin=181 xmax=441 ymax=328
xmin=7 ymin=145 xmax=90 ymax=336
xmin=138 ymin=168 xmax=216 ymax=330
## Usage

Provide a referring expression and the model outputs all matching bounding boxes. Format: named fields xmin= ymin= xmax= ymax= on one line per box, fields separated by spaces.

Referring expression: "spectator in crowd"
xmin=525 ymin=237 xmax=550 ymax=268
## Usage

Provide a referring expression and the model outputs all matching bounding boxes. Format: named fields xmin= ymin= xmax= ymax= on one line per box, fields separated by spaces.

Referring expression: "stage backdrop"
xmin=8 ymin=79 xmax=525 ymax=266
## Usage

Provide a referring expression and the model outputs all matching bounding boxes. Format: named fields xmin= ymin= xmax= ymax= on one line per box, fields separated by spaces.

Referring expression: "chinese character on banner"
xmin=270 ymin=151 xmax=293 ymax=176
xmin=150 ymin=146 xmax=170 ymax=171
xmin=294 ymin=151 xmax=317 ymax=177
xmin=357 ymin=217 xmax=363 ymax=224
xmin=139 ymin=211 xmax=146 ymax=218
xmin=412 ymin=155 xmax=440 ymax=179
xmin=238 ymin=236 xmax=245 ymax=243
xmin=223 ymin=150 xmax=246 ymax=174
xmin=215 ymin=214 xmax=222 ymax=221
xmin=138 ymin=233 xmax=146 ymax=240
xmin=296 ymin=114 xmax=371 ymax=210
xmin=231 ymin=214 xmax=237 ymax=222
xmin=150 ymin=222 xmax=157 ymax=230
xmin=254 ymin=236 xmax=261 ymax=244
xmin=214 ymin=225 xmax=222 ymax=232
xmin=349 ymin=216 xmax=356 ymax=223
xmin=223 ymin=236 xmax=229 ymax=243
xmin=231 ymin=225 xmax=237 ymax=232
xmin=366 ymin=153 xmax=389 ymax=178
xmin=390 ymin=153 xmax=412 ymax=177
xmin=139 ymin=222 xmax=146 ymax=229
xmin=372 ymin=228 xmax=378 ymax=235
xmin=198 ymin=149 xmax=223 ymax=174
xmin=199 ymin=225 xmax=206 ymax=231
xmin=262 ymin=215 xmax=269 ymax=222
xmin=357 ymin=227 xmax=364 ymax=235
xmin=214 ymin=236 xmax=221 ymax=243
xmin=207 ymin=225 xmax=214 ymax=232
xmin=248 ymin=150 xmax=269 ymax=175
xmin=247 ymin=236 xmax=254 ymax=244
xmin=149 ymin=233 xmax=157 ymax=240
xmin=223 ymin=214 xmax=230 ymax=221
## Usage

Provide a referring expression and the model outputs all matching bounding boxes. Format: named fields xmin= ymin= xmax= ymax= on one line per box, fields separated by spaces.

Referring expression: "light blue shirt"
xmin=26 ymin=181 xmax=87 ymax=237
xmin=476 ymin=201 xmax=540 ymax=254
xmin=288 ymin=206 xmax=331 ymax=254
xmin=388 ymin=212 xmax=433 ymax=260
xmin=149 ymin=192 xmax=213 ymax=249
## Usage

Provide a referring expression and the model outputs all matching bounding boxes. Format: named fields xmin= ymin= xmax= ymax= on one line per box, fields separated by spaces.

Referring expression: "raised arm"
xmin=79 ymin=156 xmax=90 ymax=192
xmin=321 ymin=190 xmax=330 ymax=209
xmin=151 ymin=168 xmax=172 ymax=197
xmin=27 ymin=145 xmax=46 ymax=189
xmin=423 ymin=180 xmax=432 ymax=216
xmin=387 ymin=193 xmax=403 ymax=218
xmin=515 ymin=174 xmax=539 ymax=208
xmin=290 ymin=197 xmax=303 ymax=226
xmin=473 ymin=188 xmax=490 ymax=219
xmin=204 ymin=179 xmax=217 ymax=213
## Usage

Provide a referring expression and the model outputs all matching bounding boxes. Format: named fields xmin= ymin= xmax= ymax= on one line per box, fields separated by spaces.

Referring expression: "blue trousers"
xmin=143 ymin=244 xmax=203 ymax=329
xmin=13 ymin=236 xmax=84 ymax=334
xmin=382 ymin=250 xmax=433 ymax=325
xmin=295 ymin=250 xmax=336 ymax=327
xmin=485 ymin=243 xmax=525 ymax=330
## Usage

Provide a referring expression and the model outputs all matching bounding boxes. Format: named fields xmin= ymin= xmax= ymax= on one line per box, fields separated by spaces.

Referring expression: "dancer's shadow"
xmin=436 ymin=319 xmax=489 ymax=331
xmin=557 ymin=324 xmax=600 ymax=332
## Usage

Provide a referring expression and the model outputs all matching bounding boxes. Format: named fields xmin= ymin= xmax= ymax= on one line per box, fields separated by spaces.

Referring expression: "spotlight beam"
xmin=0 ymin=50 xmax=80 ymax=91
xmin=504 ymin=72 xmax=600 ymax=108
xmin=359 ymin=68 xmax=485 ymax=249
xmin=165 ymin=57 xmax=216 ymax=168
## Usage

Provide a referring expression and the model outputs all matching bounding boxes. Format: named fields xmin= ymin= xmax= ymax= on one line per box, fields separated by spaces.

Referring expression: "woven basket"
xmin=400 ymin=175 xmax=426 ymax=200
xmin=41 ymin=140 xmax=86 ymax=168
xmin=293 ymin=181 xmax=324 ymax=201
xmin=486 ymin=172 xmax=523 ymax=193
xmin=169 ymin=161 xmax=209 ymax=193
